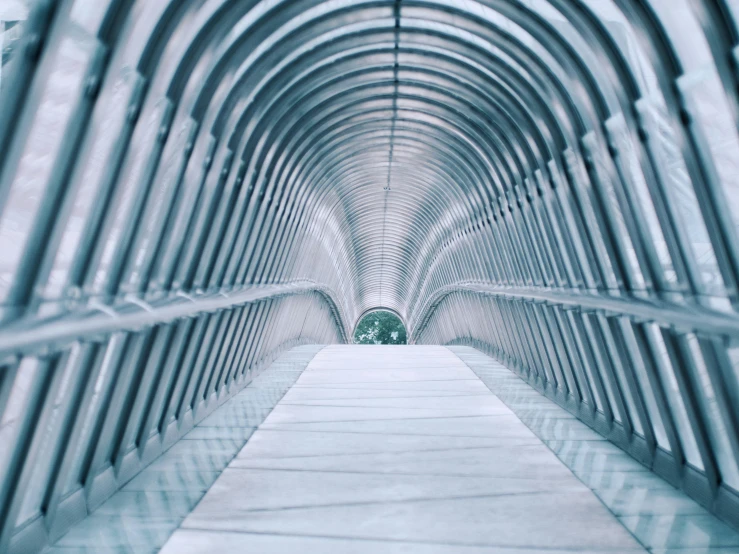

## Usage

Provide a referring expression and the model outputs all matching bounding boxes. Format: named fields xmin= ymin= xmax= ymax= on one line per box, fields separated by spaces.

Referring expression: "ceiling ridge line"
xmin=379 ymin=0 xmax=402 ymax=307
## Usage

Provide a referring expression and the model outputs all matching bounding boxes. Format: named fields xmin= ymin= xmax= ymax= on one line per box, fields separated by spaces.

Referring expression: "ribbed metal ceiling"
xmin=5 ymin=0 xmax=715 ymax=330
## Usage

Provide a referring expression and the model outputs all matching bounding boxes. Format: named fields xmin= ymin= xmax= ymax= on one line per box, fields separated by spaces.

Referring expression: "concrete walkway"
xmin=159 ymin=345 xmax=649 ymax=553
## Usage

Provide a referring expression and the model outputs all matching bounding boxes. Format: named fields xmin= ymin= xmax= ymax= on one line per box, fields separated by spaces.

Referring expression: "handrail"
xmin=410 ymin=282 xmax=739 ymax=342
xmin=0 ymin=281 xmax=348 ymax=356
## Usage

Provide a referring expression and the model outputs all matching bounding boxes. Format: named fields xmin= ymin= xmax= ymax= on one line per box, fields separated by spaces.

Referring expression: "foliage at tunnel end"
xmin=353 ymin=310 xmax=407 ymax=344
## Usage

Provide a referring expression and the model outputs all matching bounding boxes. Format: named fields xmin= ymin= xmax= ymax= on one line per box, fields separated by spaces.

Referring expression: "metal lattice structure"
xmin=2 ymin=0 xmax=739 ymax=551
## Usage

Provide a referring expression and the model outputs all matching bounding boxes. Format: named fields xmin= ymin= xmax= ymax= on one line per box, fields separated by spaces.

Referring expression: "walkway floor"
xmin=156 ymin=345 xmax=650 ymax=553
xmin=46 ymin=345 xmax=739 ymax=554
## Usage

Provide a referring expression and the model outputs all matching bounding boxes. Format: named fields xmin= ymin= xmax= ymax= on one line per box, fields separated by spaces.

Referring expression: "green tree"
xmin=353 ymin=311 xmax=407 ymax=344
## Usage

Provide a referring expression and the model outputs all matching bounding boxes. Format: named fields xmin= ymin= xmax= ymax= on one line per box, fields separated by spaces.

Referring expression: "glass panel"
xmin=0 ymin=1 xmax=29 ymax=91
xmin=64 ymin=334 xmax=123 ymax=492
xmin=687 ymin=335 xmax=739 ymax=491
xmin=608 ymin=115 xmax=678 ymax=288
xmin=0 ymin=32 xmax=97 ymax=301
xmin=644 ymin=0 xmax=738 ymax=306
xmin=611 ymin=352 xmax=645 ymax=436
xmin=623 ymin=156 xmax=677 ymax=287
xmin=581 ymin=0 xmax=662 ymax=92
xmin=91 ymin=99 xmax=170 ymax=293
xmin=562 ymin=152 xmax=619 ymax=291
xmin=679 ymin=68 xmax=739 ymax=245
xmin=0 ymin=357 xmax=39 ymax=477
xmin=726 ymin=343 xmax=739 ymax=397
xmin=18 ymin=346 xmax=81 ymax=524
xmin=641 ymin=98 xmax=727 ymax=301
xmin=647 ymin=325 xmax=703 ymax=469
xmin=0 ymin=356 xmax=38 ymax=426
xmin=618 ymin=319 xmax=670 ymax=450
xmin=43 ymin=69 xmax=140 ymax=301
xmin=567 ymin=314 xmax=606 ymax=412
xmin=723 ymin=0 xmax=739 ymax=30
xmin=586 ymin=317 xmax=623 ymax=424
xmin=592 ymin=146 xmax=647 ymax=291
xmin=68 ymin=0 xmax=109 ymax=34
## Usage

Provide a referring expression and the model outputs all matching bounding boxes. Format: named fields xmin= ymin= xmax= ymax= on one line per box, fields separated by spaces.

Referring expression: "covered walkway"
xmin=4 ymin=0 xmax=739 ymax=552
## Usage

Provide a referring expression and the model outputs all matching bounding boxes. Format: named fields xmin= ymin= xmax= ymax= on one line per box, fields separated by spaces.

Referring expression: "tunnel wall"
xmin=0 ymin=291 xmax=342 ymax=552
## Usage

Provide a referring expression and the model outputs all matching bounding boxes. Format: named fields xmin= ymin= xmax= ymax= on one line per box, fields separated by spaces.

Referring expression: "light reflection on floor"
xmin=43 ymin=345 xmax=323 ymax=554
xmin=42 ymin=344 xmax=739 ymax=553
xmin=451 ymin=346 xmax=739 ymax=554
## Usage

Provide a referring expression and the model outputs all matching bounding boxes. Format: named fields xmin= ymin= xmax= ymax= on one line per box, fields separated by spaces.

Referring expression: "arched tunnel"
xmin=3 ymin=0 xmax=739 ymax=551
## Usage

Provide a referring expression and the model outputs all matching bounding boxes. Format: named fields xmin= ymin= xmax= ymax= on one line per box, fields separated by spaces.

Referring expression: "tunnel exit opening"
xmin=353 ymin=309 xmax=407 ymax=345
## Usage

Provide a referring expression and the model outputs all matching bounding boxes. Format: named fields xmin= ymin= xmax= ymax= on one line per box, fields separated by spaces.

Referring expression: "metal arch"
xmin=191 ymin=11 xmax=620 ymax=306
xmin=198 ymin=30 xmax=584 ymax=294
xmin=205 ymin=26 xmax=580 ymax=194
xmin=225 ymin=84 xmax=556 ymax=302
xmin=223 ymin=31 xmax=574 ymax=150
xmin=188 ymin=14 xmax=600 ymax=184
